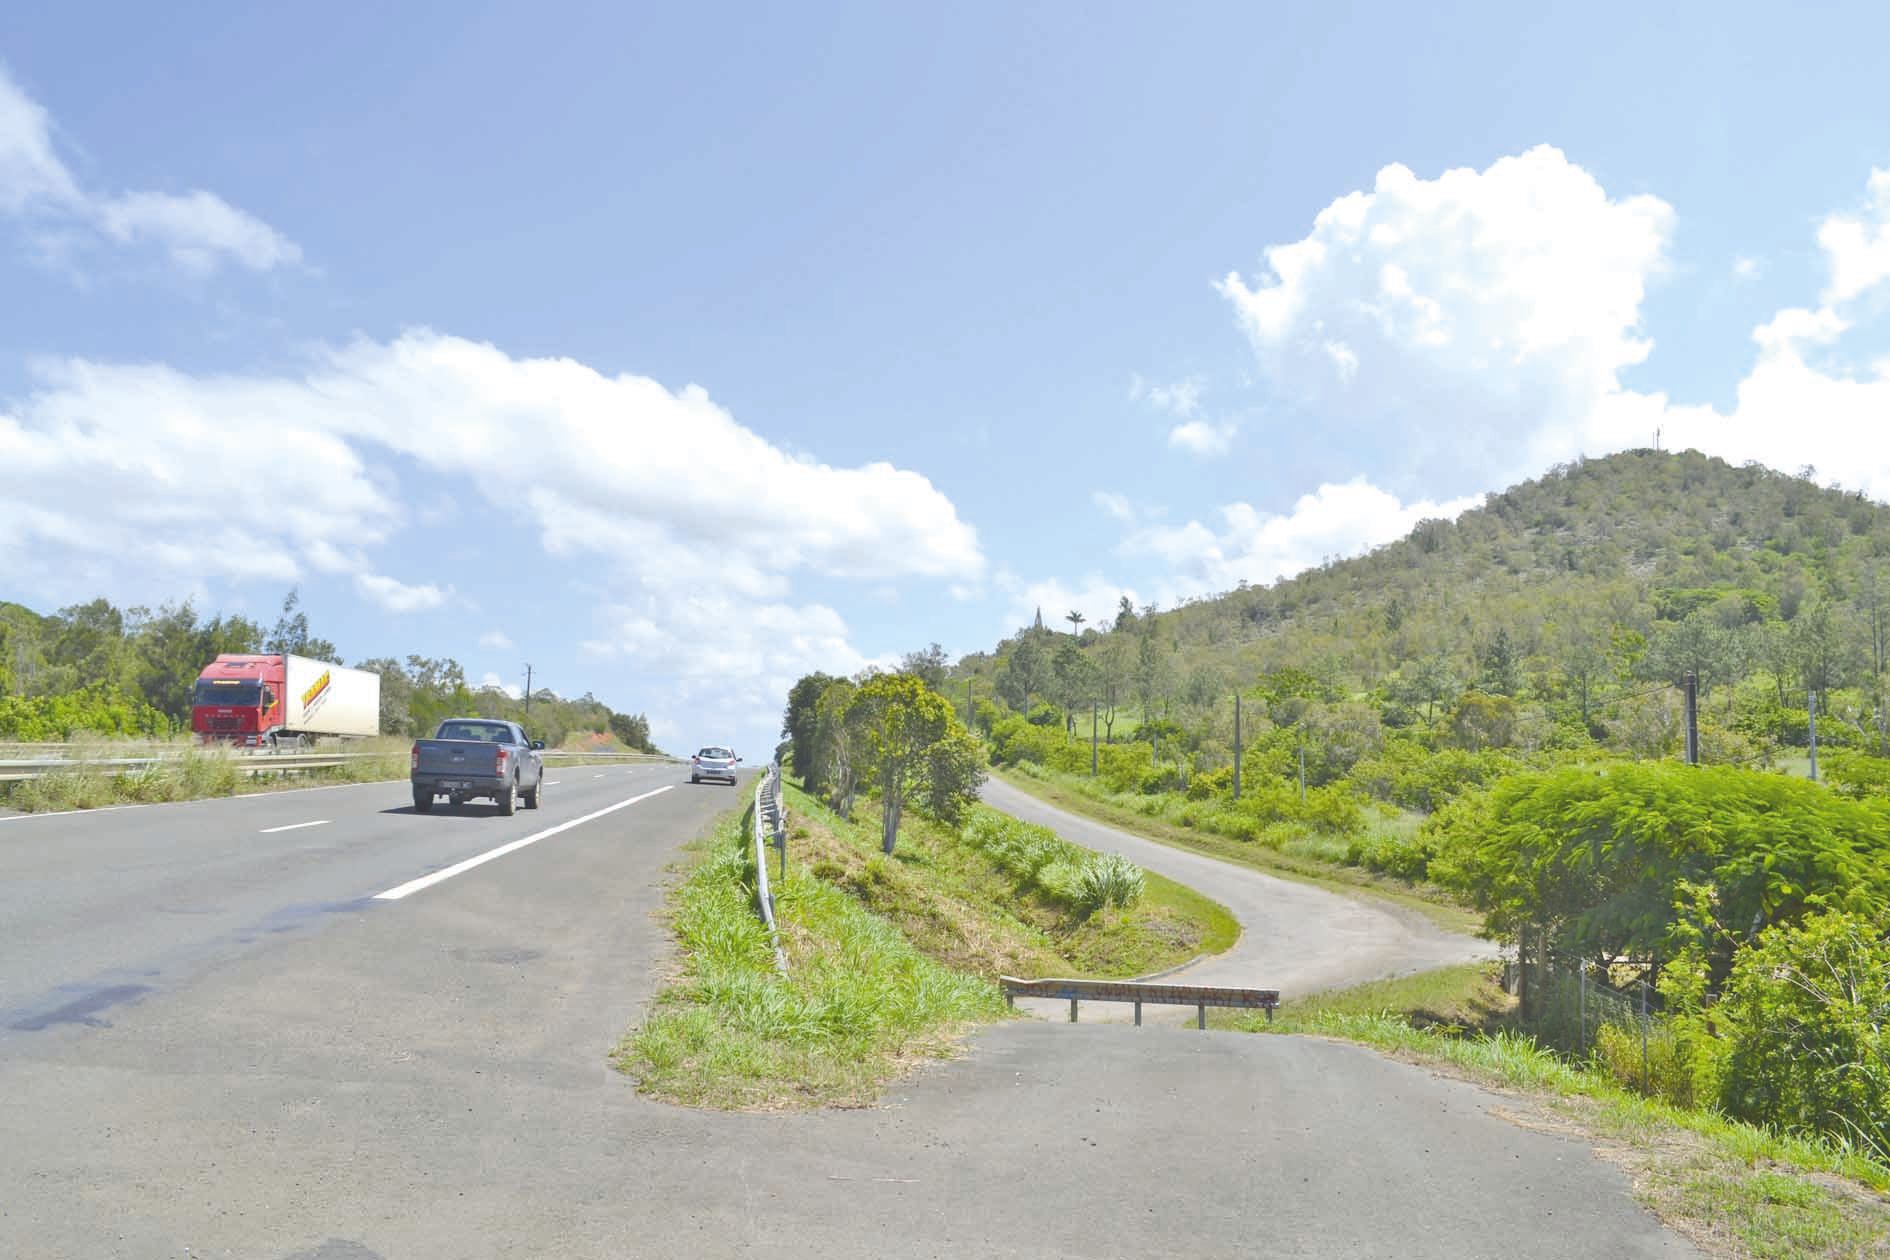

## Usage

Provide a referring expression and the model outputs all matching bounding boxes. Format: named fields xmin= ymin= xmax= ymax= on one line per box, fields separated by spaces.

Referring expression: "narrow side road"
xmin=980 ymin=776 xmax=1493 ymax=1021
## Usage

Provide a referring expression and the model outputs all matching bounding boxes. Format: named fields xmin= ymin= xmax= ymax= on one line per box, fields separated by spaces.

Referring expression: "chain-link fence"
xmin=1503 ymin=950 xmax=1663 ymax=1093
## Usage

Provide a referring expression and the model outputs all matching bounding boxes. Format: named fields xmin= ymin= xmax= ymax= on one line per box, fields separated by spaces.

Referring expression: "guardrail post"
xmin=1069 ymin=998 xmax=1078 ymax=1023
xmin=1133 ymin=1000 xmax=1142 ymax=1026
xmin=1197 ymin=1003 xmax=1206 ymax=1030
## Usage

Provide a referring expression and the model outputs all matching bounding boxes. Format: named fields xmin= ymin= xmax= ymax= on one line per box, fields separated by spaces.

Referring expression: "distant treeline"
xmin=0 ymin=590 xmax=656 ymax=750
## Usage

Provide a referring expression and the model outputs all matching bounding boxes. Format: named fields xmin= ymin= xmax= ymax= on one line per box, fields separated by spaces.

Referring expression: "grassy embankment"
xmin=995 ymin=761 xmax=1479 ymax=934
xmin=618 ymin=780 xmax=1237 ymax=1109
xmin=1223 ymin=963 xmax=1890 ymax=1260
xmin=0 ymin=733 xmax=658 ymax=813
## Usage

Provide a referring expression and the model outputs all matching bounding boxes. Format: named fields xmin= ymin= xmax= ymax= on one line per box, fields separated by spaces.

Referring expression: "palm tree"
xmin=1066 ymin=610 xmax=1086 ymax=639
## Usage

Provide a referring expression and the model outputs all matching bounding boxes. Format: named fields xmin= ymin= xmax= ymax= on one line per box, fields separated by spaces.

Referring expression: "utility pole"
xmin=1233 ymin=694 xmax=1242 ymax=802
xmin=524 ymin=663 xmax=533 ymax=718
xmin=1090 ymin=701 xmax=1099 ymax=778
xmin=1683 ymin=671 xmax=1699 ymax=765
xmin=1808 ymin=689 xmax=1819 ymax=781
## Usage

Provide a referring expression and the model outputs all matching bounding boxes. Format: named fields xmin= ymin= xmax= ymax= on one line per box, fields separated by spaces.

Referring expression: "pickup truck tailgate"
xmin=414 ymin=740 xmax=504 ymax=778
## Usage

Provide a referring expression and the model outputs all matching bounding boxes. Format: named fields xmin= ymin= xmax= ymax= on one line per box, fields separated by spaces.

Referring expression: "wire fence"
xmin=1505 ymin=949 xmax=1661 ymax=1092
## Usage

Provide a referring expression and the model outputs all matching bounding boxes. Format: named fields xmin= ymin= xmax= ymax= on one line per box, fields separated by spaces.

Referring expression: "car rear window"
xmin=698 ymin=747 xmax=732 ymax=759
xmin=438 ymin=721 xmax=510 ymax=742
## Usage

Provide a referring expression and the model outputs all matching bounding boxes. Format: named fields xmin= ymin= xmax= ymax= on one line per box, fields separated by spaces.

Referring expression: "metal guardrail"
xmin=752 ymin=762 xmax=789 ymax=975
xmin=999 ymin=976 xmax=1281 ymax=1029
xmin=0 ymin=747 xmax=678 ymax=783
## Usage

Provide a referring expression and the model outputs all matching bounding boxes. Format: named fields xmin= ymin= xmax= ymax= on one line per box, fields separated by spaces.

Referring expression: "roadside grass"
xmin=620 ymin=782 xmax=1241 ymax=1110
xmin=783 ymin=782 xmax=1238 ymax=981
xmin=617 ymin=808 xmax=1005 ymax=1109
xmin=995 ymin=765 xmax=1481 ymax=935
xmin=1227 ymin=963 xmax=1890 ymax=1260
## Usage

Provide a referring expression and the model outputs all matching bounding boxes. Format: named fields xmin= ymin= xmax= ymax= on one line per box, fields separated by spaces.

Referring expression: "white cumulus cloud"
xmin=479 ymin=630 xmax=514 ymax=650
xmin=1167 ymin=419 xmax=1236 ymax=456
xmin=1217 ymin=144 xmax=1674 ymax=487
xmin=1129 ymin=374 xmax=1203 ymax=418
xmin=1091 ymin=490 xmax=1136 ymax=522
xmin=96 ymin=189 xmax=301 ymax=273
xmin=1817 ymin=168 xmax=1890 ymax=305
xmin=0 ymin=329 xmax=982 ymax=753
xmin=354 ymin=573 xmax=450 ymax=614
xmin=1124 ymin=479 xmax=1481 ymax=599
xmin=477 ymin=672 xmax=524 ymax=700
xmin=0 ymin=64 xmax=298 ymax=273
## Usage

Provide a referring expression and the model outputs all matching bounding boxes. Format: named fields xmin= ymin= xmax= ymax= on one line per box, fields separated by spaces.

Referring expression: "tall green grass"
xmin=960 ymin=806 xmax=1145 ymax=914
xmin=620 ymin=812 xmax=1006 ymax=1109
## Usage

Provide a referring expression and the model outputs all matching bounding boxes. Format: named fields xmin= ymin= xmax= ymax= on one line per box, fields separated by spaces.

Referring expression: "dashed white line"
xmin=259 ymin=819 xmax=330 ymax=834
xmin=372 ymin=785 xmax=675 ymax=901
xmin=544 ymin=780 xmax=562 ymax=786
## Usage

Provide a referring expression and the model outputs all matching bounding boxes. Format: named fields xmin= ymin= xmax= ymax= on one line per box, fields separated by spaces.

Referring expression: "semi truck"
xmin=190 ymin=654 xmax=381 ymax=748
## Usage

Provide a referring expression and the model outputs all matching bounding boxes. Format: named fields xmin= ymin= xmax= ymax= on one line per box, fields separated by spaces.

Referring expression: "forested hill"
xmin=962 ymin=450 xmax=1890 ymax=765
xmin=0 ymin=591 xmax=658 ymax=750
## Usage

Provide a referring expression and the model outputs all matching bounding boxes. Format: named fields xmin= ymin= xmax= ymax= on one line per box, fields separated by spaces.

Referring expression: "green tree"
xmin=899 ymin=643 xmax=950 ymax=690
xmin=1476 ymin=627 xmax=1522 ymax=696
xmin=846 ymin=673 xmax=971 ymax=854
xmin=265 ymin=588 xmax=338 ymax=661
xmin=997 ymin=635 xmax=1049 ymax=712
xmin=1718 ymin=912 xmax=1890 ymax=1159
xmin=782 ymin=671 xmax=841 ymax=784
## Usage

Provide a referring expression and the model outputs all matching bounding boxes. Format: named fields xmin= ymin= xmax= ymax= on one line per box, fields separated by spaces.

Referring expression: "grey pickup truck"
xmin=410 ymin=718 xmax=546 ymax=815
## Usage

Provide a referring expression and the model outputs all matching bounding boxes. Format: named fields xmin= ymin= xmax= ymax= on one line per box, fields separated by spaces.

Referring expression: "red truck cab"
xmin=191 ymin=655 xmax=287 ymax=746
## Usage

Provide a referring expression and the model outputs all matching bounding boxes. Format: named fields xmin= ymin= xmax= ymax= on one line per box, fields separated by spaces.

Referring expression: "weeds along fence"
xmin=1505 ymin=949 xmax=1661 ymax=1090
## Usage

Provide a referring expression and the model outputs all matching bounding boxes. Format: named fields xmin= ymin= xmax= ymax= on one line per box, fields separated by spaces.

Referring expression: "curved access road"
xmin=980 ymin=775 xmax=1493 ymax=1021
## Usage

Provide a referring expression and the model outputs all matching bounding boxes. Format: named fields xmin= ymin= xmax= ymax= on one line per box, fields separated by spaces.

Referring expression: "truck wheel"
xmin=413 ymin=789 xmax=433 ymax=814
xmin=524 ymin=777 xmax=541 ymax=809
xmin=497 ymin=778 xmax=517 ymax=816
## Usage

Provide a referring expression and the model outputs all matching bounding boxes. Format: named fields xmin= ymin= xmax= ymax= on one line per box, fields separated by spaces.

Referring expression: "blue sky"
xmin=4 ymin=3 xmax=1890 ymax=752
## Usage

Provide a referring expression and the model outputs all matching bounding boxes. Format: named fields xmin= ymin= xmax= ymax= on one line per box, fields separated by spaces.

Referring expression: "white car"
xmin=690 ymin=746 xmax=740 ymax=785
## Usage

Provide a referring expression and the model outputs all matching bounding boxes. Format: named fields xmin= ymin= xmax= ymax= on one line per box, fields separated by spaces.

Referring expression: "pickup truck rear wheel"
xmin=523 ymin=776 xmax=541 ymax=809
xmin=497 ymin=777 xmax=517 ymax=816
xmin=413 ymin=789 xmax=433 ymax=814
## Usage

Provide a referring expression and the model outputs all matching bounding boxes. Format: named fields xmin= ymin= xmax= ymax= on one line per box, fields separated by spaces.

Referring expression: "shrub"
xmin=1075 ymin=853 xmax=1144 ymax=913
xmin=959 ymin=807 xmax=1145 ymax=916
xmin=1822 ymin=749 xmax=1890 ymax=800
xmin=1428 ymin=762 xmax=1890 ymax=970
xmin=1717 ymin=912 xmax=1890 ymax=1161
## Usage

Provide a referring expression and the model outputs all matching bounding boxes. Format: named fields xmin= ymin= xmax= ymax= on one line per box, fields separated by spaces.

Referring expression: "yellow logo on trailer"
xmin=302 ymin=670 xmax=332 ymax=715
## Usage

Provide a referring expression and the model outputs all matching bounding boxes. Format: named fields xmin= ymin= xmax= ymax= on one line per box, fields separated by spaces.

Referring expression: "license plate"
xmin=441 ymin=780 xmax=469 ymax=789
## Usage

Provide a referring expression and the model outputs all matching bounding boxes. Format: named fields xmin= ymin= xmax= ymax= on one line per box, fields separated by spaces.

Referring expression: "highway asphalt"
xmin=979 ymin=775 xmax=1494 ymax=1023
xmin=0 ymin=768 xmax=1692 ymax=1258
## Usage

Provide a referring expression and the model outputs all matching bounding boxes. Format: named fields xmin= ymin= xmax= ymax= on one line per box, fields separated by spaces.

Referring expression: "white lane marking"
xmin=372 ymin=785 xmax=675 ymax=901
xmin=593 ymin=773 xmax=605 ymax=779
xmin=260 ymin=819 xmax=330 ymax=834
xmin=544 ymin=780 xmax=562 ymax=786
xmin=0 ymin=803 xmax=137 ymax=825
